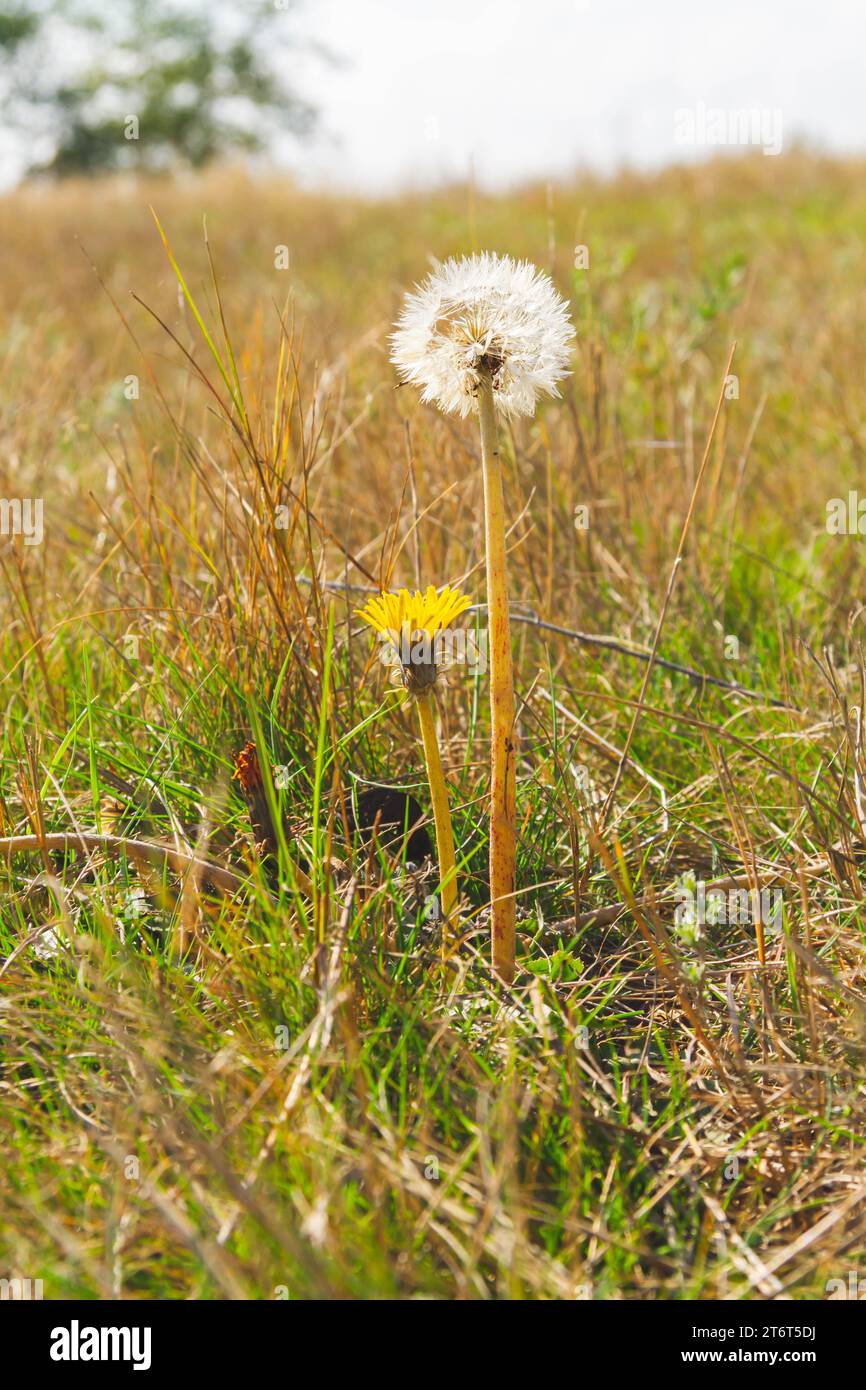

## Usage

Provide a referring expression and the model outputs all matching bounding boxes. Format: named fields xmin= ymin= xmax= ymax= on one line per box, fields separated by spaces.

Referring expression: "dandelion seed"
xmin=391 ymin=253 xmax=575 ymax=418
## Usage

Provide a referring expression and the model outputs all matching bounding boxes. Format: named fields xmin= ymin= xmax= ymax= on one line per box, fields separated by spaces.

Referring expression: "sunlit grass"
xmin=1 ymin=154 xmax=865 ymax=1299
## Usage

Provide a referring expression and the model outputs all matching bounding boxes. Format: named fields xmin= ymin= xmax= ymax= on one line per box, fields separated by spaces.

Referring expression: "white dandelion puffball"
xmin=390 ymin=252 xmax=575 ymax=419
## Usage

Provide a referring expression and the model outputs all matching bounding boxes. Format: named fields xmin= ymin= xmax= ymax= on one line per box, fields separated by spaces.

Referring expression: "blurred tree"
xmin=0 ymin=7 xmax=39 ymax=52
xmin=0 ymin=0 xmax=317 ymax=176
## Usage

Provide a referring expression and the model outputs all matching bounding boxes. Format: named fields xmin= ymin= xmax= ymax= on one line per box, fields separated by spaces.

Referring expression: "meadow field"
xmin=1 ymin=152 xmax=865 ymax=1299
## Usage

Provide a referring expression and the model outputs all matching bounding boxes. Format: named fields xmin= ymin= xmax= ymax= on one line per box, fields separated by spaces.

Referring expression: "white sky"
xmin=2 ymin=0 xmax=864 ymax=190
xmin=286 ymin=0 xmax=866 ymax=191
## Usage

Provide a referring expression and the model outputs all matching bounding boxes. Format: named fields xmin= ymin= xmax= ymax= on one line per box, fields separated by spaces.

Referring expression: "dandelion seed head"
xmin=390 ymin=252 xmax=575 ymax=418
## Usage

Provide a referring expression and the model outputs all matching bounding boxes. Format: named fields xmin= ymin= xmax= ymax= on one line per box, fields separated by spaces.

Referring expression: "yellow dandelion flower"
xmin=357 ymin=584 xmax=470 ymax=639
xmin=357 ymin=584 xmax=471 ymax=697
xmin=356 ymin=582 xmax=471 ymax=955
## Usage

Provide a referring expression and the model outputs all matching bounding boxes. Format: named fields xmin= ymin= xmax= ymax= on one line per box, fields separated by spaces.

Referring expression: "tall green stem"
xmin=478 ymin=373 xmax=517 ymax=983
xmin=416 ymin=690 xmax=459 ymax=953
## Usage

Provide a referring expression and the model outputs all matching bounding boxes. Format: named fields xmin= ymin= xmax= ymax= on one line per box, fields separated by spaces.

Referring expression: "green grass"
xmin=1 ymin=154 xmax=865 ymax=1299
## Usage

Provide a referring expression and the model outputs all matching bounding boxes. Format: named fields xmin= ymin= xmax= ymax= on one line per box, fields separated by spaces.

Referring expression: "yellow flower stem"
xmin=415 ymin=689 xmax=459 ymax=952
xmin=478 ymin=371 xmax=517 ymax=984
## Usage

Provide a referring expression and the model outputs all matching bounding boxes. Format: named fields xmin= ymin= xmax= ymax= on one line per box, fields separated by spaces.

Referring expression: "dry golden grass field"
xmin=1 ymin=152 xmax=866 ymax=1299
